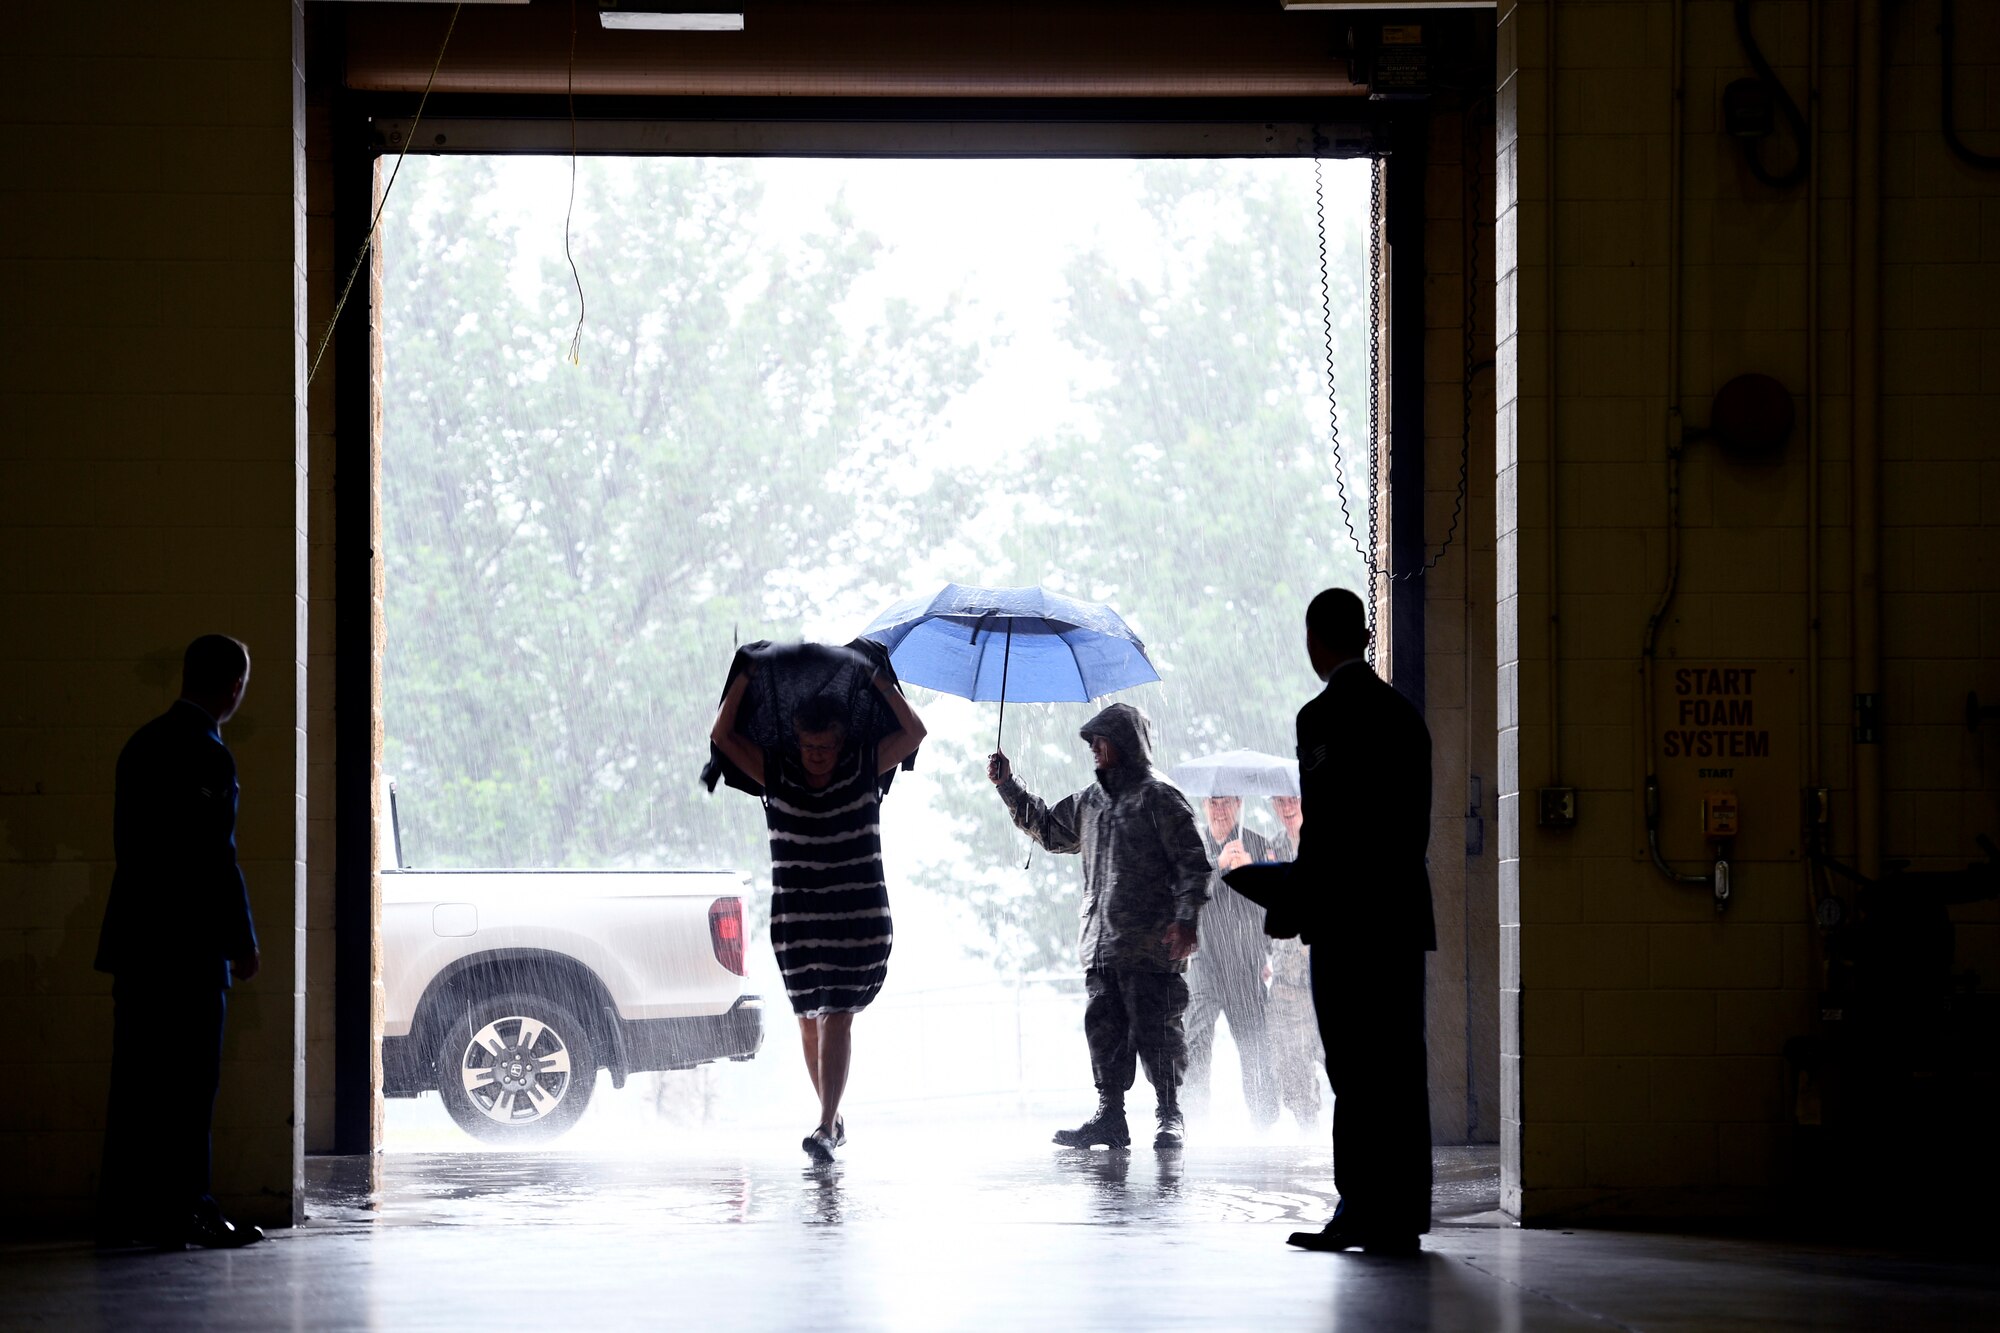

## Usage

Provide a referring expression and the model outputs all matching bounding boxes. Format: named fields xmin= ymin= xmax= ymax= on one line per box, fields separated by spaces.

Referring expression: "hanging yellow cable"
xmin=306 ymin=2 xmax=463 ymax=389
xmin=563 ymin=0 xmax=587 ymax=366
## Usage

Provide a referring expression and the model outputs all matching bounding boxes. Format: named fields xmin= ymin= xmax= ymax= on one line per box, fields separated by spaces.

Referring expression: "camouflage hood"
xmin=1078 ymin=701 xmax=1156 ymax=778
xmin=997 ymin=698 xmax=1211 ymax=972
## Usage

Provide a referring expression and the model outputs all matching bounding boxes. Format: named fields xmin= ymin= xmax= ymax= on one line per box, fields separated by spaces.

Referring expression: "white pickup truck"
xmin=380 ymin=783 xmax=765 ymax=1141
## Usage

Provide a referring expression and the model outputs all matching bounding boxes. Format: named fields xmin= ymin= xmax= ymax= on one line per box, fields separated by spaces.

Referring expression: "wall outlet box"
xmin=1538 ymin=786 xmax=1576 ymax=828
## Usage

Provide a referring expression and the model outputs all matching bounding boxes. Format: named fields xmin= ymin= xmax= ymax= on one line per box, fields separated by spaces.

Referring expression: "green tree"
xmin=381 ymin=159 xmax=979 ymax=870
xmin=913 ymin=162 xmax=1370 ymax=971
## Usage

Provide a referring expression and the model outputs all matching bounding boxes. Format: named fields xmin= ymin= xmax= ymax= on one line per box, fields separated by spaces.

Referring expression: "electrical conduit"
xmin=1853 ymin=0 xmax=1884 ymax=880
xmin=1642 ymin=0 xmax=1715 ymax=893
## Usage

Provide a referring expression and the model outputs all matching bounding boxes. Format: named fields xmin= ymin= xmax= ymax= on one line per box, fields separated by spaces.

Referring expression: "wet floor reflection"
xmin=17 ymin=1141 xmax=2000 ymax=1332
xmin=804 ymin=1162 xmax=844 ymax=1226
xmin=304 ymin=1136 xmax=1498 ymax=1235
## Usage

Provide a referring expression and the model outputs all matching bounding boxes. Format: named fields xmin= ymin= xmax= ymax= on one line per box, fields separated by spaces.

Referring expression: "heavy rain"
xmin=377 ymin=154 xmax=1372 ymax=1153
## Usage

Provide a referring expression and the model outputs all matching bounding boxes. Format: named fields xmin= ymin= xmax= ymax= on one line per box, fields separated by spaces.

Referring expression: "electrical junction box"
xmin=1637 ymin=661 xmax=1802 ymax=864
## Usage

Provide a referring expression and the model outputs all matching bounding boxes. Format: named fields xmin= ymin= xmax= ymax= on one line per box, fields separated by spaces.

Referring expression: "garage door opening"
xmin=373 ymin=152 xmax=1377 ymax=1153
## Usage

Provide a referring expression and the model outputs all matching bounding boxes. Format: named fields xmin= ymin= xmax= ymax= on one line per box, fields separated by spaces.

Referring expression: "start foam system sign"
xmin=1641 ymin=661 xmax=1802 ymax=863
xmin=1664 ymin=666 xmax=1773 ymax=760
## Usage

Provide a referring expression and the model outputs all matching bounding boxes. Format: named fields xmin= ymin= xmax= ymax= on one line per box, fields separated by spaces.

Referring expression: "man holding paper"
xmin=1226 ymin=587 xmax=1436 ymax=1254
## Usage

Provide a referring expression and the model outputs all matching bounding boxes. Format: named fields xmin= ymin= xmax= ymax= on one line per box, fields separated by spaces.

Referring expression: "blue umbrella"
xmin=858 ymin=582 xmax=1160 ymax=748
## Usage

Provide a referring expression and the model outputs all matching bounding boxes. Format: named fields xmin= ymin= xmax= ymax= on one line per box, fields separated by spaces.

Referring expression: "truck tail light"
xmin=709 ymin=897 xmax=746 ymax=976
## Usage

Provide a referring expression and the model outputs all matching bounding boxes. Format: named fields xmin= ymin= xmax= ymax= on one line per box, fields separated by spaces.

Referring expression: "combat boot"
xmin=1153 ymin=1088 xmax=1185 ymax=1151
xmin=1053 ymin=1092 xmax=1130 ymax=1149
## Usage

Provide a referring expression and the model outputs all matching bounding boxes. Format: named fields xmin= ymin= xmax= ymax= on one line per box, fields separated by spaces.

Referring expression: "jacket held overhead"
xmin=700 ymin=638 xmax=913 ymax=798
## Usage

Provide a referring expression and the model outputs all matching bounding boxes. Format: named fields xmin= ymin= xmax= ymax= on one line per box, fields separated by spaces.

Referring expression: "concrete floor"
xmin=6 ymin=1134 xmax=1997 ymax=1331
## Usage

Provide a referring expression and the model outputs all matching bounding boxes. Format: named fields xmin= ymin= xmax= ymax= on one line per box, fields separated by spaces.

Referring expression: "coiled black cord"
xmin=1734 ymin=0 xmax=1811 ymax=189
xmin=1941 ymin=0 xmax=2000 ymax=170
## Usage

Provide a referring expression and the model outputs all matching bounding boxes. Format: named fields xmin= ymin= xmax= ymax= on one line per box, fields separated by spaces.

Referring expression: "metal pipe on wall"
xmin=1852 ymin=0 xmax=1884 ymax=880
xmin=1805 ymin=0 xmax=1822 ymax=799
xmin=1544 ymin=0 xmax=1561 ymax=792
xmin=1803 ymin=0 xmax=1835 ymax=946
xmin=1641 ymin=0 xmax=1715 ymax=893
xmin=1663 ymin=0 xmax=1685 ymax=501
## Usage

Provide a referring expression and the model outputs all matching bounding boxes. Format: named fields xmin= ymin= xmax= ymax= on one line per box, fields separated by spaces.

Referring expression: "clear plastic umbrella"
xmin=1168 ymin=749 xmax=1301 ymax=799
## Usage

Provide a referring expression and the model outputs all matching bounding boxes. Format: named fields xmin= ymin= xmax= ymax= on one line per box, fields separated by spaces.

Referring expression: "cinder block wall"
xmin=1497 ymin=0 xmax=2000 ymax=1218
xmin=1423 ymin=95 xmax=1504 ymax=1146
xmin=0 ymin=3 xmax=307 ymax=1228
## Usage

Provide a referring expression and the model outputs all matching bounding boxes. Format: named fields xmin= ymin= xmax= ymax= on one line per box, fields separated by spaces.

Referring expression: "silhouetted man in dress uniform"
xmin=1274 ymin=589 xmax=1435 ymax=1254
xmin=96 ymin=634 xmax=264 ymax=1250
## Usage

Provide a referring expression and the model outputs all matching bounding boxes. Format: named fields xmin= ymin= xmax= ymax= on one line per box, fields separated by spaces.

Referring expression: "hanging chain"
xmin=1314 ymin=130 xmax=1478 ymax=648
xmin=1315 ymin=146 xmax=1382 ymax=661
xmin=1366 ymin=156 xmax=1385 ymax=657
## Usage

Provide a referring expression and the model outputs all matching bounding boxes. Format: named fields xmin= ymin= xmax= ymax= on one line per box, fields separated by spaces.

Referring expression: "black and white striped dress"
xmin=764 ymin=747 xmax=893 ymax=1017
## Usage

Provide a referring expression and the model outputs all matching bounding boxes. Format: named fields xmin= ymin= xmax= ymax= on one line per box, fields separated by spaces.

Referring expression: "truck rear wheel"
xmin=435 ymin=990 xmax=597 ymax=1142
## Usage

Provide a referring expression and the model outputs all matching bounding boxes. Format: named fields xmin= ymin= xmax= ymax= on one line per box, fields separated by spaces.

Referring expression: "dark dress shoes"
xmin=1287 ymin=1222 xmax=1421 ymax=1255
xmin=184 ymin=1210 xmax=265 ymax=1248
xmin=96 ymin=1200 xmax=264 ymax=1252
xmin=153 ymin=1208 xmax=264 ymax=1250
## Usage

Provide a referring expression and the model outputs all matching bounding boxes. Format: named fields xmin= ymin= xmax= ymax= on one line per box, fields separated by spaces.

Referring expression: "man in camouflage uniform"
xmin=1264 ymin=793 xmax=1325 ymax=1130
xmin=989 ymin=702 xmax=1211 ymax=1151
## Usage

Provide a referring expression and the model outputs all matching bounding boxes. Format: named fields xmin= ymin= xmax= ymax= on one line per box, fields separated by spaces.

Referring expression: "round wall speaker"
xmin=1708 ymin=373 xmax=1795 ymax=461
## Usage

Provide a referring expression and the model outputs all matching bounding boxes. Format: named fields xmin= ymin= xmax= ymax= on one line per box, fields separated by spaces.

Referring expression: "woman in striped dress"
xmin=710 ymin=671 xmax=926 ymax=1162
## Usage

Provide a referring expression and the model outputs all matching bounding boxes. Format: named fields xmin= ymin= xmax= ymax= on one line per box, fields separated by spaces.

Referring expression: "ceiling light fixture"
xmin=1280 ymin=2 xmax=1492 ymax=9
xmin=597 ymin=2 xmax=744 ymax=31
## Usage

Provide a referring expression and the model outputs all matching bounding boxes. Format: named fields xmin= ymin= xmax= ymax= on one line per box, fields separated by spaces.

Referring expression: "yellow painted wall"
xmin=0 ymin=2 xmax=307 ymax=1227
xmin=1497 ymin=0 xmax=2000 ymax=1218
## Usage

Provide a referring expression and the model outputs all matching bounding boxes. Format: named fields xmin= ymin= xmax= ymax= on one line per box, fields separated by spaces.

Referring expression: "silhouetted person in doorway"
xmin=1268 ymin=589 xmax=1435 ymax=1253
xmin=1183 ymin=795 xmax=1279 ymax=1128
xmin=989 ymin=703 xmax=1211 ymax=1151
xmin=96 ymin=634 xmax=264 ymax=1250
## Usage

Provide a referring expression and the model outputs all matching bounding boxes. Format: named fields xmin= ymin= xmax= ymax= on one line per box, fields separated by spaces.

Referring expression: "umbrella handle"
xmin=995 ymin=619 xmax=1013 ymax=752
